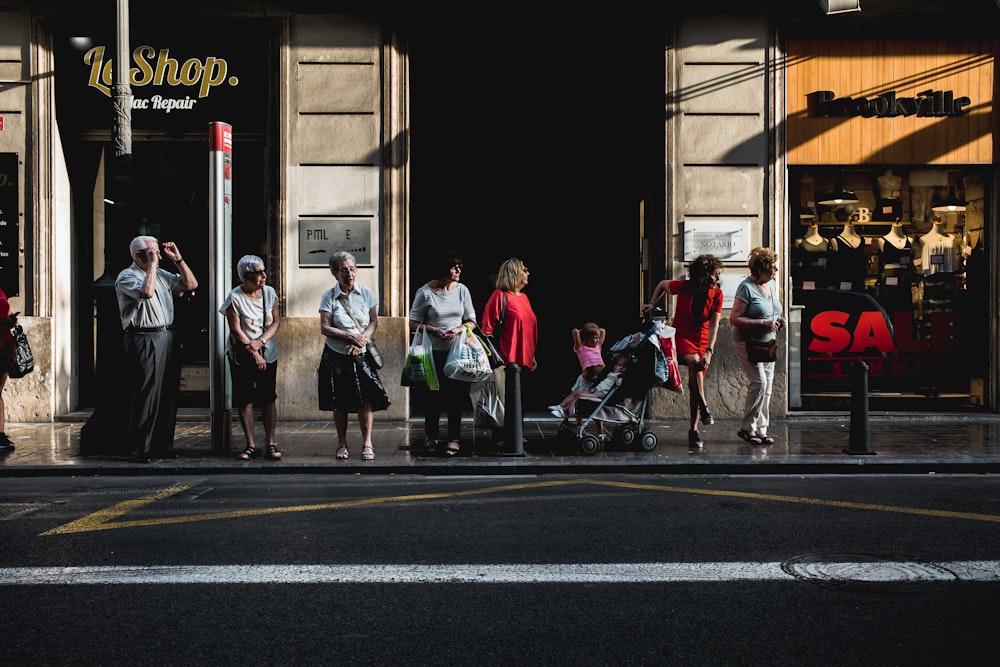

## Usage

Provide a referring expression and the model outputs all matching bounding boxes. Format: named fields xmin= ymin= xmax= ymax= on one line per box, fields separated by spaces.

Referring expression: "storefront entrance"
xmin=51 ymin=18 xmax=275 ymax=409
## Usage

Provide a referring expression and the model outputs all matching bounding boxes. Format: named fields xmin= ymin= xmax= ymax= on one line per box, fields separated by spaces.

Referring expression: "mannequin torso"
xmin=799 ymin=224 xmax=825 ymax=246
xmin=836 ymin=223 xmax=862 ymax=249
xmin=877 ymin=169 xmax=902 ymax=200
xmin=878 ymin=223 xmax=911 ymax=251
xmin=918 ymin=221 xmax=959 ymax=274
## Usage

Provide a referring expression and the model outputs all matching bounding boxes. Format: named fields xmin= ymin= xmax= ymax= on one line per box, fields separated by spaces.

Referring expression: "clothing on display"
xmin=829 ymin=224 xmax=869 ymax=292
xmin=792 ymin=226 xmax=831 ymax=290
xmin=876 ymin=224 xmax=915 ymax=313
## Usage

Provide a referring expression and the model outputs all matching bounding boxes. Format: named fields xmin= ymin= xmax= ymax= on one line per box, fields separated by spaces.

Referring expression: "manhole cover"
xmin=782 ymin=553 xmax=958 ymax=593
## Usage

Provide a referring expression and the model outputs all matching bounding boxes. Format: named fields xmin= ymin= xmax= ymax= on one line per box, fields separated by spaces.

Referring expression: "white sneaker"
xmin=548 ymin=405 xmax=567 ymax=419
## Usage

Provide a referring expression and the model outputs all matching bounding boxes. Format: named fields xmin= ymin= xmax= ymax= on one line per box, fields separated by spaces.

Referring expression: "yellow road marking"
xmin=584 ymin=479 xmax=1000 ymax=523
xmin=41 ymin=481 xmax=202 ymax=535
xmin=40 ymin=479 xmax=581 ymax=535
xmin=40 ymin=477 xmax=1000 ymax=536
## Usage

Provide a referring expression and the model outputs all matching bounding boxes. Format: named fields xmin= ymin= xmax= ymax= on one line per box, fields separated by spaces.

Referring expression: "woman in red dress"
xmin=0 ymin=287 xmax=17 ymax=451
xmin=644 ymin=255 xmax=724 ymax=450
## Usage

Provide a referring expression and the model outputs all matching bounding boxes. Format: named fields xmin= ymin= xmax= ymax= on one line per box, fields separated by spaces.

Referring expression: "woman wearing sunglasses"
xmin=221 ymin=254 xmax=281 ymax=461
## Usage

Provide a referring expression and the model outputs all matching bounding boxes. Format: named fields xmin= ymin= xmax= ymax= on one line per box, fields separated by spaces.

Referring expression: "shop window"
xmin=789 ymin=167 xmax=988 ymax=411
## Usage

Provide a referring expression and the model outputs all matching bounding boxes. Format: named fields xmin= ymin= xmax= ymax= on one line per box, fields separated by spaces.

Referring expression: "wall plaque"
xmin=682 ymin=219 xmax=750 ymax=262
xmin=299 ymin=217 xmax=372 ymax=267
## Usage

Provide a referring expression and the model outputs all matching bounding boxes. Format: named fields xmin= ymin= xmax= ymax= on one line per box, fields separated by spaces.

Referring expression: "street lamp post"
xmin=80 ymin=0 xmax=133 ymax=454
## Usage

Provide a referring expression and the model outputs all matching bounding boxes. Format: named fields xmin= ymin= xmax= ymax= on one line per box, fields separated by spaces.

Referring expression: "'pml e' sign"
xmin=299 ymin=217 xmax=372 ymax=267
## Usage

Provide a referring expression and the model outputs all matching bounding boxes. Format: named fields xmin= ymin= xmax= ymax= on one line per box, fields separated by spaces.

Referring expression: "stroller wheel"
xmin=578 ymin=434 xmax=602 ymax=456
xmin=614 ymin=426 xmax=636 ymax=447
xmin=638 ymin=430 xmax=658 ymax=452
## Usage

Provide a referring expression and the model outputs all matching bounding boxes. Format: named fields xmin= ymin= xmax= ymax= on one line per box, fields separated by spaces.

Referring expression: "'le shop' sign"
xmin=683 ymin=219 xmax=749 ymax=262
xmin=811 ymin=89 xmax=971 ymax=118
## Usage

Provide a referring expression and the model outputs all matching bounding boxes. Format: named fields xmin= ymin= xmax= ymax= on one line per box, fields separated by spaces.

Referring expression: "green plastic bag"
xmin=401 ymin=325 xmax=439 ymax=391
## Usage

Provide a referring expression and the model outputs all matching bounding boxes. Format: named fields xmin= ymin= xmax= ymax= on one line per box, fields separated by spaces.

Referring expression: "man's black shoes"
xmin=0 ymin=432 xmax=15 ymax=452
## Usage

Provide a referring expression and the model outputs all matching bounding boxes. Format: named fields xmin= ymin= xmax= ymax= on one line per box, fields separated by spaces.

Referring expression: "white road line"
xmin=0 ymin=561 xmax=998 ymax=585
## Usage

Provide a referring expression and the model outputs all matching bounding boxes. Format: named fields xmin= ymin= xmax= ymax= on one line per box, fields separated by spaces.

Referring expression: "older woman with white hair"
xmin=220 ymin=254 xmax=281 ymax=461
xmin=318 ymin=251 xmax=390 ymax=461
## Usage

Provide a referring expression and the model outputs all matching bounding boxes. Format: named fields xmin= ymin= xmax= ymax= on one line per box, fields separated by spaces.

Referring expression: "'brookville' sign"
xmin=811 ymin=89 xmax=971 ymax=118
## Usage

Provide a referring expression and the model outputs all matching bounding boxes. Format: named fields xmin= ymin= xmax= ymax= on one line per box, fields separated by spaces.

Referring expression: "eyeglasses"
xmin=451 ymin=264 xmax=463 ymax=271
xmin=249 ymin=269 xmax=266 ymax=276
xmin=337 ymin=266 xmax=356 ymax=274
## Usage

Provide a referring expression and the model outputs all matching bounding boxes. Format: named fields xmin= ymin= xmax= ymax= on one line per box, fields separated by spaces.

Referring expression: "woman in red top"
xmin=644 ymin=255 xmax=723 ymax=450
xmin=481 ymin=257 xmax=538 ymax=370
xmin=481 ymin=257 xmax=538 ymax=451
xmin=0 ymin=287 xmax=17 ymax=451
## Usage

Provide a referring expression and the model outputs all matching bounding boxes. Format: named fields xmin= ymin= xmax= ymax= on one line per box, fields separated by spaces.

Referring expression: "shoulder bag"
xmin=338 ymin=294 xmax=384 ymax=368
xmin=746 ymin=280 xmax=779 ymax=364
xmin=471 ymin=323 xmax=504 ymax=369
xmin=7 ymin=324 xmax=34 ymax=378
xmin=746 ymin=338 xmax=778 ymax=364
xmin=476 ymin=292 xmax=507 ymax=368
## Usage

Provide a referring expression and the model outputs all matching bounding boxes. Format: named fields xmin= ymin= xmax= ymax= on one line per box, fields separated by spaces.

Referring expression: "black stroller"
xmin=556 ymin=319 xmax=675 ymax=456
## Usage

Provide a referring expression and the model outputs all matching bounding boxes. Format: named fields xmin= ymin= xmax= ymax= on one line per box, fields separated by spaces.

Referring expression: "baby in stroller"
xmin=572 ymin=322 xmax=607 ymax=384
xmin=548 ymin=353 xmax=629 ymax=427
xmin=548 ymin=322 xmax=607 ymax=417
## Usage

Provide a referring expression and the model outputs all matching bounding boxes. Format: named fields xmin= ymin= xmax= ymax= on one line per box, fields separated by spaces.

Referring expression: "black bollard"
xmin=844 ymin=358 xmax=877 ymax=456
xmin=501 ymin=363 xmax=526 ymax=457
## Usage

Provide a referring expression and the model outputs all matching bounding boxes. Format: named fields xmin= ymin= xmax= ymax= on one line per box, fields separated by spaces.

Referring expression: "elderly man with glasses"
xmin=115 ymin=235 xmax=198 ymax=463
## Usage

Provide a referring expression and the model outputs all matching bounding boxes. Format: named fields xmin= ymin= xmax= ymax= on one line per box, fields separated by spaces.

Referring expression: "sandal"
xmin=361 ymin=445 xmax=375 ymax=461
xmin=737 ymin=429 xmax=764 ymax=446
xmin=446 ymin=440 xmax=461 ymax=457
xmin=699 ymin=405 xmax=714 ymax=425
xmin=425 ymin=440 xmax=438 ymax=455
xmin=758 ymin=434 xmax=775 ymax=445
xmin=265 ymin=444 xmax=282 ymax=460
xmin=237 ymin=445 xmax=256 ymax=461
xmin=688 ymin=429 xmax=704 ymax=449
xmin=336 ymin=445 xmax=349 ymax=460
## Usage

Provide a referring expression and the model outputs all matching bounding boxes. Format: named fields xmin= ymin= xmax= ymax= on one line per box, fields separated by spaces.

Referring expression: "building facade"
xmin=0 ymin=3 xmax=996 ymax=428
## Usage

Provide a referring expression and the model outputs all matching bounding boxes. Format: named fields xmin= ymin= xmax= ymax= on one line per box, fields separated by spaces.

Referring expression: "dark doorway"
xmin=50 ymin=16 xmax=275 ymax=410
xmin=406 ymin=14 xmax=665 ymax=410
xmin=66 ymin=137 xmax=268 ymax=409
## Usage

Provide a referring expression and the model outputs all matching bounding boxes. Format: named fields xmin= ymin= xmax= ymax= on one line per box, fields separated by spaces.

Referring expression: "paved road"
xmin=3 ymin=473 xmax=999 ymax=665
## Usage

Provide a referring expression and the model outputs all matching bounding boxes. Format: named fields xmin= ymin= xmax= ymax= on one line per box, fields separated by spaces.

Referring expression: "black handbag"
xmin=7 ymin=324 xmax=33 ymax=378
xmin=471 ymin=292 xmax=507 ymax=369
xmin=746 ymin=338 xmax=778 ymax=363
xmin=228 ymin=340 xmax=263 ymax=367
xmin=471 ymin=324 xmax=504 ymax=369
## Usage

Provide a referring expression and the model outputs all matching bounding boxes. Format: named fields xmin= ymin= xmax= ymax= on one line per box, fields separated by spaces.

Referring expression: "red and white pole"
xmin=209 ymin=121 xmax=233 ymax=455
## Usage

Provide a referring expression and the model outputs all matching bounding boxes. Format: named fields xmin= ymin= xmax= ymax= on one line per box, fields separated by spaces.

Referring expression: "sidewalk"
xmin=1 ymin=412 xmax=1000 ymax=476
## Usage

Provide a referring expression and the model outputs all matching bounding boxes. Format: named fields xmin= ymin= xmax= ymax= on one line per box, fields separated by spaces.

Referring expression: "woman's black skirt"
xmin=318 ymin=346 xmax=390 ymax=413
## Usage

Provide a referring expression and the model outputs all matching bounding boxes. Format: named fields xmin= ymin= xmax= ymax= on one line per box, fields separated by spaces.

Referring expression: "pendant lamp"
xmin=817 ymin=176 xmax=859 ymax=206
xmin=931 ymin=185 xmax=966 ymax=213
